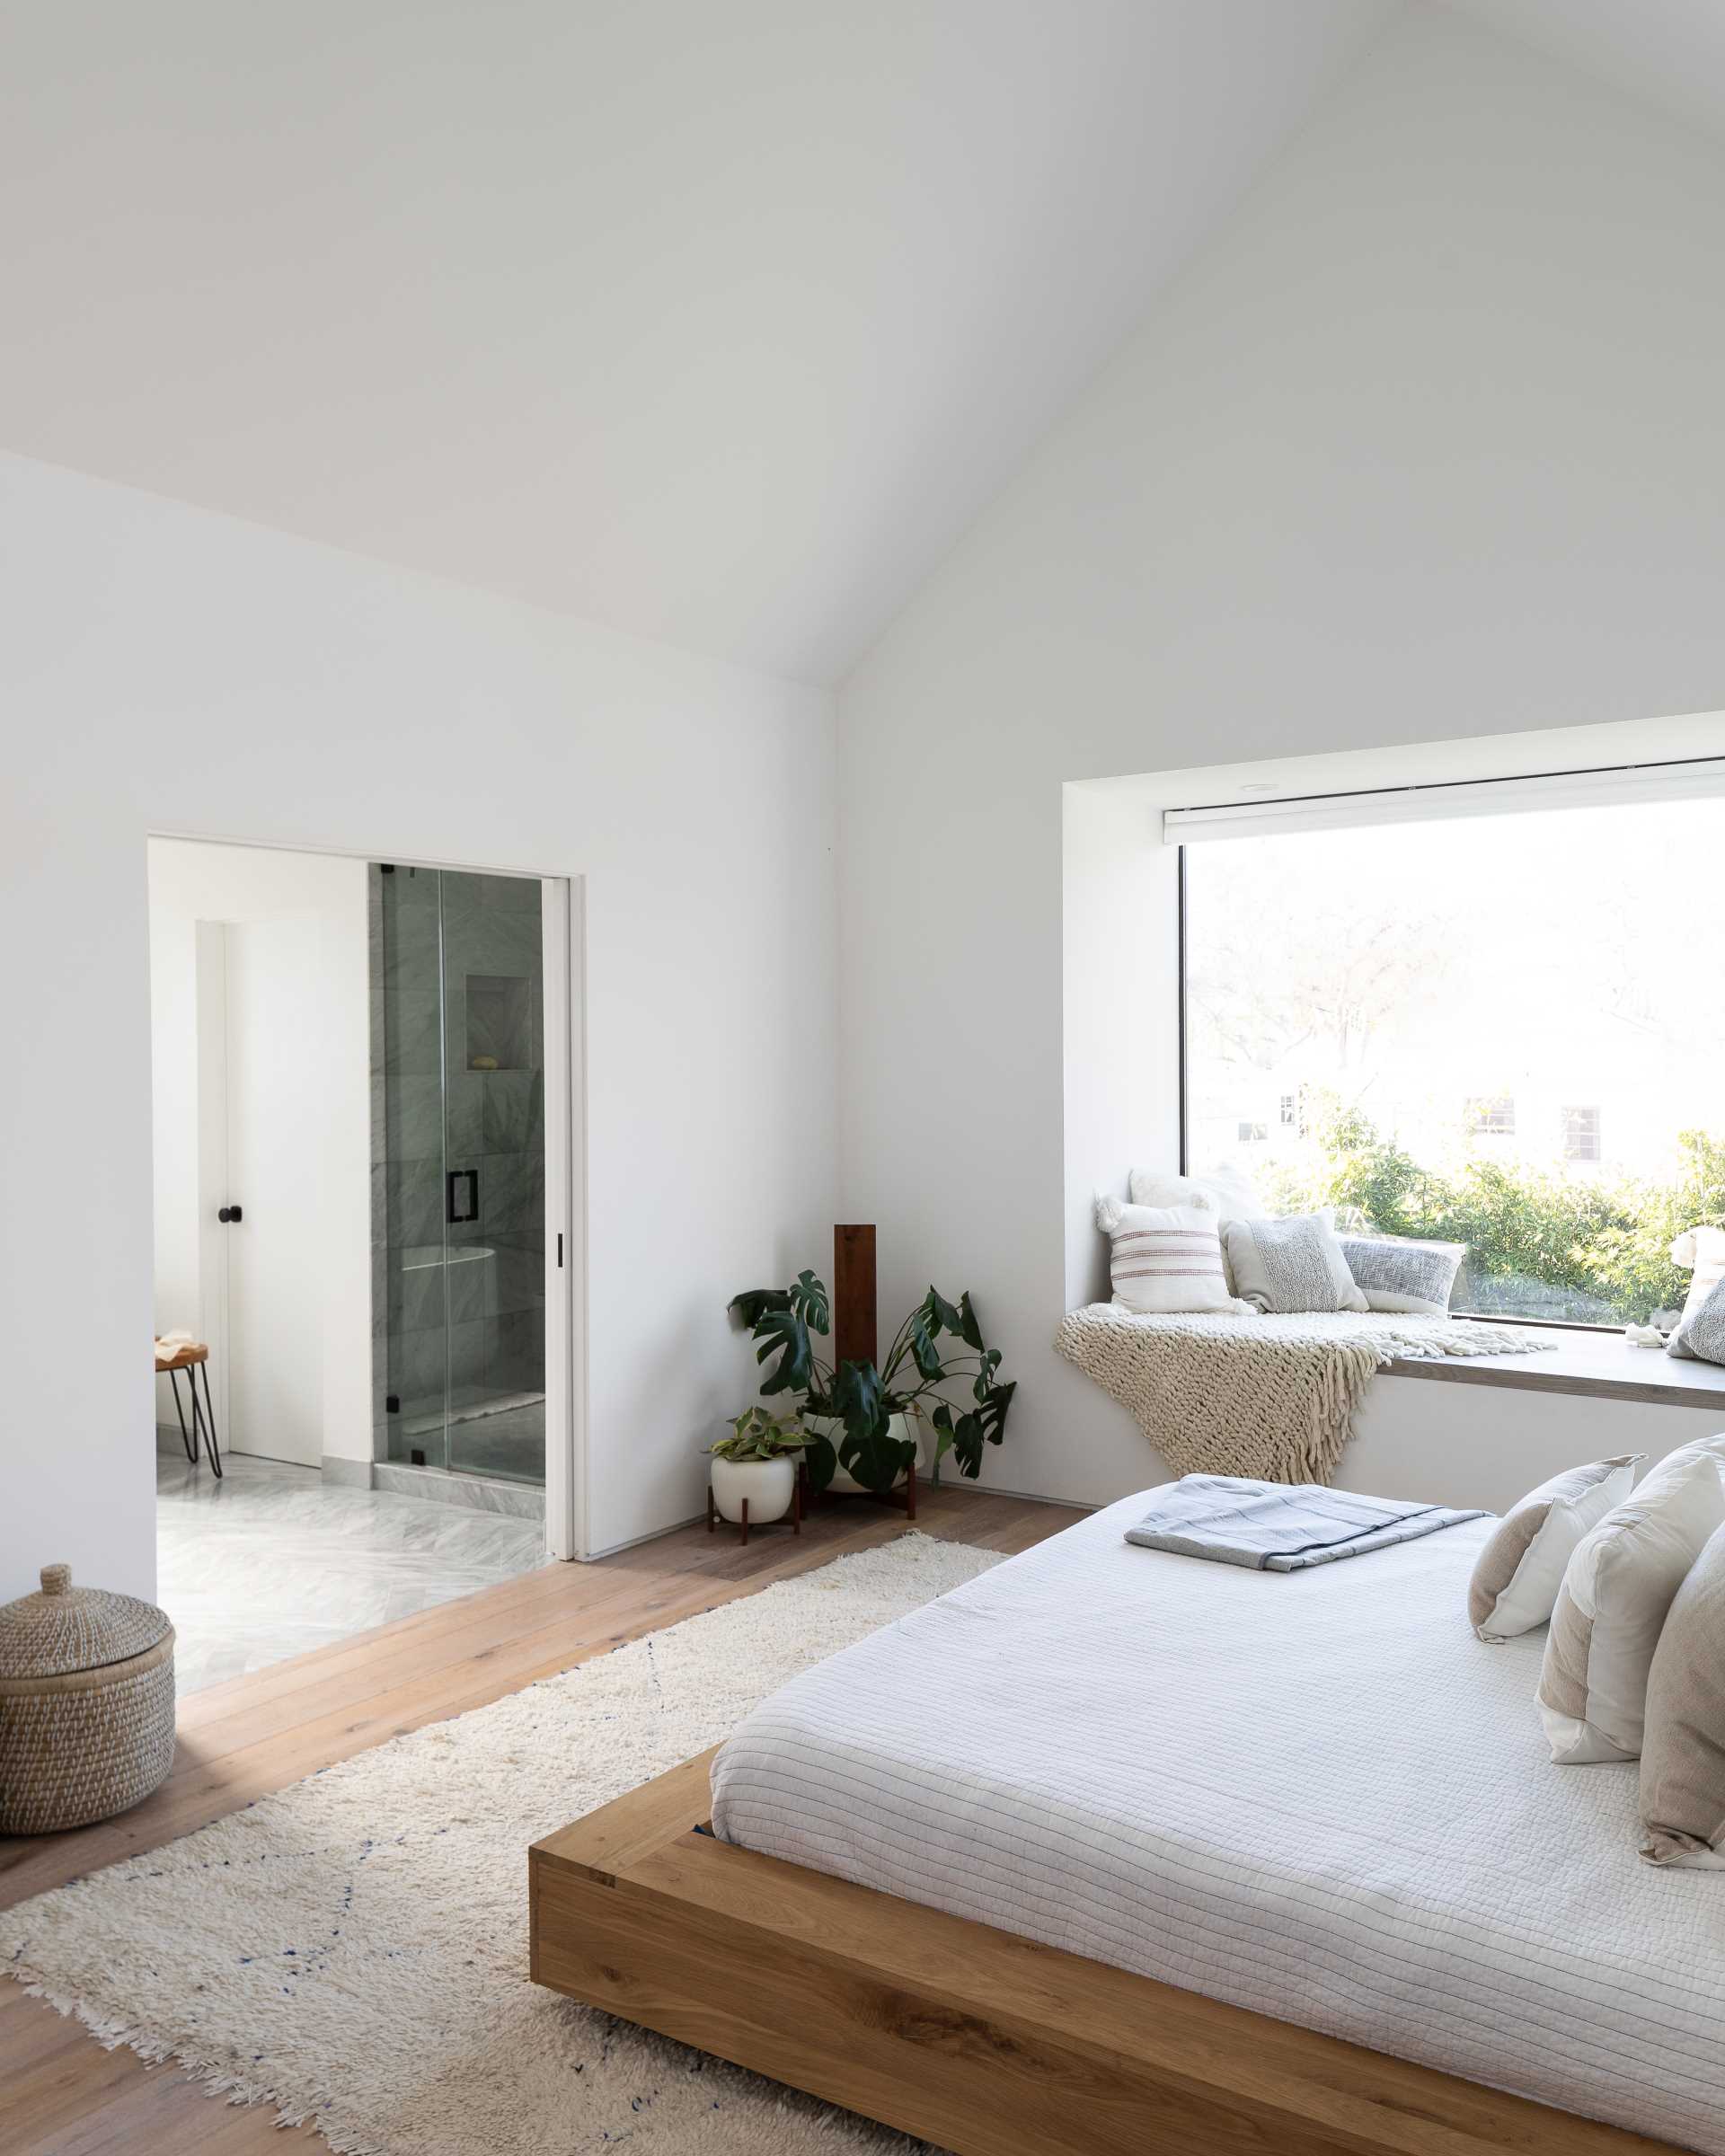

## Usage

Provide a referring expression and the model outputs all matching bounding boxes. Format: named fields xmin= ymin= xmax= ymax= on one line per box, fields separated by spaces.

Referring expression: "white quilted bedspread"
xmin=712 ymin=1496 xmax=1725 ymax=2153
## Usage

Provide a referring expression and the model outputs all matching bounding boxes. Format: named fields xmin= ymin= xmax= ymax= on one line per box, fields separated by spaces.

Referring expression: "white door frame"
xmin=151 ymin=828 xmax=589 ymax=1563
xmin=193 ymin=920 xmax=231 ymax=1444
xmin=540 ymin=878 xmax=585 ymax=1561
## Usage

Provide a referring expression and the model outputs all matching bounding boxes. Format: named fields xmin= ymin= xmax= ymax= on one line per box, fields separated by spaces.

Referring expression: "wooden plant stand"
xmin=801 ymin=1454 xmax=916 ymax=1522
xmin=706 ymin=1476 xmax=801 ymax=1548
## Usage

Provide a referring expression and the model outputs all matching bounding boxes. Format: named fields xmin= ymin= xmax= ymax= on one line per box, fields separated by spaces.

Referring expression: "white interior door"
xmin=220 ymin=915 xmax=328 ymax=1466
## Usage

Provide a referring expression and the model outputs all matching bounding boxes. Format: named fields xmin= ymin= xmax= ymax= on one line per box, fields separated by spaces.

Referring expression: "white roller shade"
xmin=1163 ymin=755 xmax=1725 ymax=844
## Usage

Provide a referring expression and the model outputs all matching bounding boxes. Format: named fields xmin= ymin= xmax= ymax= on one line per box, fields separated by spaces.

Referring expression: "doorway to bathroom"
xmin=146 ymin=836 xmax=581 ymax=1692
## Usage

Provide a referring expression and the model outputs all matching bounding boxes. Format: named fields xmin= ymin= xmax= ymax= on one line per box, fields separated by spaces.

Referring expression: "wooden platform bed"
xmin=529 ymin=1746 xmax=1677 ymax=2156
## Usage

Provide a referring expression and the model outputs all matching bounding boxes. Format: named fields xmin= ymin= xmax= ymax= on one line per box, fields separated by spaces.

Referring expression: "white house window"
xmin=1178 ymin=787 xmax=1725 ymax=1327
xmin=1563 ymin=1106 xmax=1602 ymax=1162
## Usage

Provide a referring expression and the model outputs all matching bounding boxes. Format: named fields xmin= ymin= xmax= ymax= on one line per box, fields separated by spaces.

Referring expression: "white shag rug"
xmin=1 ymin=1533 xmax=1001 ymax=2155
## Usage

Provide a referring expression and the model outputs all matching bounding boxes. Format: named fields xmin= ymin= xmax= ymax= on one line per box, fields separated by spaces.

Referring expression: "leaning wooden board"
xmin=530 ymin=1749 xmax=1679 ymax=2156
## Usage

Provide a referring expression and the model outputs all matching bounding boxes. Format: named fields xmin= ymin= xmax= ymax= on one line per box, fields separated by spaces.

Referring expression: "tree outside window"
xmin=1182 ymin=799 xmax=1725 ymax=1325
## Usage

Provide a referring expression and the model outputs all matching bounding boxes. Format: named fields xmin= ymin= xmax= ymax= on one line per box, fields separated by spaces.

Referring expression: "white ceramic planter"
xmin=710 ymin=1453 xmax=796 ymax=1526
xmin=802 ymin=1411 xmax=924 ymax=1495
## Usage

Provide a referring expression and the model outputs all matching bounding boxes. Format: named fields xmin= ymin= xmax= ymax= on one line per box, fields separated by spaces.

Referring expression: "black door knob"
xmin=218 ymin=1205 xmax=243 ymax=1224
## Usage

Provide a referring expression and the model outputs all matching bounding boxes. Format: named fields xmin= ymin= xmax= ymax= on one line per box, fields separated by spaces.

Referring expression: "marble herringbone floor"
xmin=156 ymin=1453 xmax=548 ymax=1692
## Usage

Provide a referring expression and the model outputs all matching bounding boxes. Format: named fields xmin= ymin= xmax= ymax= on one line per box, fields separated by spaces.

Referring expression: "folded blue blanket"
xmin=1124 ymin=1474 xmax=1487 ymax=1570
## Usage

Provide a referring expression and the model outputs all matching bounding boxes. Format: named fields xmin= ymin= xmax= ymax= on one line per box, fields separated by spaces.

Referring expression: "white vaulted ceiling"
xmin=4 ymin=3 xmax=1718 ymax=683
xmin=1440 ymin=0 xmax=1725 ymax=143
xmin=0 ymin=0 xmax=1388 ymax=681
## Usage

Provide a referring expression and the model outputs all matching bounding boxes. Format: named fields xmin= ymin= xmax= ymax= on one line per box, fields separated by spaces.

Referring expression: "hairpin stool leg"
xmin=169 ymin=1367 xmax=199 ymax=1464
xmin=195 ymin=1358 xmax=225 ymax=1479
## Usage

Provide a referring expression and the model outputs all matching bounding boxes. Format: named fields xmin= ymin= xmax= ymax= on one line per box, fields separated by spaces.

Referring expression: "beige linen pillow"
xmin=1467 ymin=1454 xmax=1641 ymax=1642
xmin=1537 ymin=1436 xmax=1725 ymax=1764
xmin=1224 ymin=1210 xmax=1369 ymax=1315
xmin=1095 ymin=1197 xmax=1240 ymax=1316
xmin=1640 ymin=1522 xmax=1725 ymax=1867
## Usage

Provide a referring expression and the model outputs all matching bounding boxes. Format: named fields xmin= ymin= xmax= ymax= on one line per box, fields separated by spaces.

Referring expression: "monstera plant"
xmin=726 ymin=1270 xmax=1014 ymax=1495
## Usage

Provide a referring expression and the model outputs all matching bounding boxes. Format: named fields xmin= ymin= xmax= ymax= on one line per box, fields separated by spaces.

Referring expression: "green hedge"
xmin=1257 ymin=1103 xmax=1725 ymax=1324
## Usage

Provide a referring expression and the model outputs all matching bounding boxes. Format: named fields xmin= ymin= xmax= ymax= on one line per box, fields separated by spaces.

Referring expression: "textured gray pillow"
xmin=1339 ymin=1234 xmax=1465 ymax=1317
xmin=1668 ymin=1272 xmax=1725 ymax=1364
xmin=1641 ymin=1522 xmax=1725 ymax=1868
xmin=1224 ymin=1211 xmax=1369 ymax=1315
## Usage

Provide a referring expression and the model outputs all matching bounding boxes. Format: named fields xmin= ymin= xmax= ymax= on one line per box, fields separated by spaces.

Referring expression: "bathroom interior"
xmin=148 ymin=839 xmax=552 ymax=1691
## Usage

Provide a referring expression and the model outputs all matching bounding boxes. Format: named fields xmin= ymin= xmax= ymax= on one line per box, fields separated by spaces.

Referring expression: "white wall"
xmin=836 ymin=6 xmax=1725 ymax=1510
xmin=0 ymin=453 xmax=833 ymax=1602
xmin=1344 ymin=1379 xmax=1725 ymax=1519
xmin=147 ymin=838 xmax=371 ymax=1467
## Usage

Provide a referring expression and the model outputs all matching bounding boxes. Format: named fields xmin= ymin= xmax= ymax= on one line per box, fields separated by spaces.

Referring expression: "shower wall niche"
xmin=368 ymin=865 xmax=545 ymax=1488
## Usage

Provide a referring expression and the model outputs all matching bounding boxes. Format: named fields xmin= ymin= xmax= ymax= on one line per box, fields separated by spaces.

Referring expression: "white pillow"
xmin=1129 ymin=1162 xmax=1266 ymax=1225
xmin=1466 ymin=1454 xmax=1641 ymax=1642
xmin=1129 ymin=1164 xmax=1265 ymax=1294
xmin=1224 ymin=1209 xmax=1369 ymax=1315
xmin=1668 ymin=1223 xmax=1725 ymax=1296
xmin=1095 ymin=1196 xmax=1240 ymax=1315
xmin=1537 ymin=1436 xmax=1725 ymax=1764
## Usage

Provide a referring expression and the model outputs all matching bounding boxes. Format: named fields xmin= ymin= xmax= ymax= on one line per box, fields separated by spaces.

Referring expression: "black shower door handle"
xmin=447 ymin=1169 xmax=479 ymax=1224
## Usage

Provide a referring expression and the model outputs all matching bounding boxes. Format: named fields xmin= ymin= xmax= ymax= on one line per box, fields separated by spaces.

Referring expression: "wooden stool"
xmin=155 ymin=1341 xmax=224 ymax=1479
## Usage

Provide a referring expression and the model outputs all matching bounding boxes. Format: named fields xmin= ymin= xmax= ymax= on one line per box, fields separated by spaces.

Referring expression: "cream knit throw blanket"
xmin=1056 ymin=1305 xmax=1553 ymax=1486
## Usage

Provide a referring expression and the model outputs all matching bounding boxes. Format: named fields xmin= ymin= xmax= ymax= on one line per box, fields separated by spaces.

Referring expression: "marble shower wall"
xmin=368 ymin=865 xmax=545 ymax=1474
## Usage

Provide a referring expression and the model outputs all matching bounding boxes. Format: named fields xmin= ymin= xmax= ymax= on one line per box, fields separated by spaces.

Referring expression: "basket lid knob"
xmin=40 ymin=1563 xmax=72 ymax=1595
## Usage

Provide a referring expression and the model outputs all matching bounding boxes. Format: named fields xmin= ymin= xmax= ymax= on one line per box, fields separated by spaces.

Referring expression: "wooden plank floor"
xmin=0 ymin=1487 xmax=1078 ymax=2155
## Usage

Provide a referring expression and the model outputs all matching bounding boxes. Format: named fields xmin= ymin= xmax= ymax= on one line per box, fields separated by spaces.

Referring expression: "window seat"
xmin=1384 ymin=1325 xmax=1725 ymax=1409
xmin=1346 ymin=1326 xmax=1725 ymax=1515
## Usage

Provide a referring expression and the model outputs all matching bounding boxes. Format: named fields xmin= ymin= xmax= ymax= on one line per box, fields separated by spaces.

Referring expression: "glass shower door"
xmin=376 ymin=863 xmax=545 ymax=1486
xmin=440 ymin=870 xmax=545 ymax=1484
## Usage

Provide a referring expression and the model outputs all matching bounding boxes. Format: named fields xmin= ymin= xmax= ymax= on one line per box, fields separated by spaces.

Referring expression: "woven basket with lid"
xmin=0 ymin=1563 xmax=175 ymax=1834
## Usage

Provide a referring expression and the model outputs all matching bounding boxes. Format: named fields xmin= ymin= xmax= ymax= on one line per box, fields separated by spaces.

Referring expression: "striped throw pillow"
xmin=1095 ymin=1197 xmax=1237 ymax=1314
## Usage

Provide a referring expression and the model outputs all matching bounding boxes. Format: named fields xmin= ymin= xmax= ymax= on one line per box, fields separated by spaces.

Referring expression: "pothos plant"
xmin=705 ymin=1407 xmax=809 ymax=1462
xmin=726 ymin=1271 xmax=1015 ymax=1495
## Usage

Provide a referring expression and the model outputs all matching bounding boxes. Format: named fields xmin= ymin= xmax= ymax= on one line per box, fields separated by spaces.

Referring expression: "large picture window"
xmin=1181 ymin=793 xmax=1725 ymax=1326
